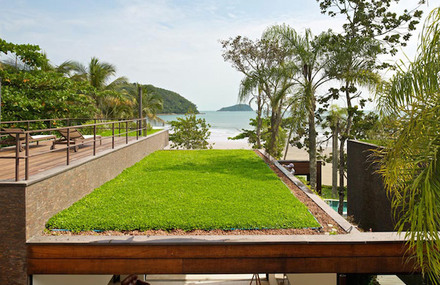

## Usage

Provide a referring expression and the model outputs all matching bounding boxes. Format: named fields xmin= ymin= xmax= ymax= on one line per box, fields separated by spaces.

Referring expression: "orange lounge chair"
xmin=51 ymin=128 xmax=102 ymax=152
xmin=2 ymin=128 xmax=56 ymax=151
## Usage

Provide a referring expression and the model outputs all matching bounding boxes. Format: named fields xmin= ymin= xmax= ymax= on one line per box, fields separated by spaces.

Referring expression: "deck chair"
xmin=2 ymin=128 xmax=56 ymax=151
xmin=51 ymin=128 xmax=102 ymax=152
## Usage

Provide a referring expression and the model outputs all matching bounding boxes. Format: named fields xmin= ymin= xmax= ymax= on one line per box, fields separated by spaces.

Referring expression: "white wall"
xmin=33 ymin=275 xmax=113 ymax=285
xmin=287 ymin=273 xmax=337 ymax=285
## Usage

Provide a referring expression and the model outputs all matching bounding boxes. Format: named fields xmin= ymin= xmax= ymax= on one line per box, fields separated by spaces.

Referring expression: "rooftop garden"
xmin=46 ymin=149 xmax=320 ymax=232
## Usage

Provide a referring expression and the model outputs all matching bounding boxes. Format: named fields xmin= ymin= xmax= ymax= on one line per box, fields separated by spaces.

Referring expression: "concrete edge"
xmin=27 ymin=232 xmax=407 ymax=244
xmin=257 ymin=149 xmax=360 ymax=234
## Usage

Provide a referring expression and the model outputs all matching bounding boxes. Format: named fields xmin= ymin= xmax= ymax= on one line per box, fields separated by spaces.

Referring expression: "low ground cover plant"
xmin=97 ymin=128 xmax=162 ymax=137
xmin=47 ymin=149 xmax=320 ymax=232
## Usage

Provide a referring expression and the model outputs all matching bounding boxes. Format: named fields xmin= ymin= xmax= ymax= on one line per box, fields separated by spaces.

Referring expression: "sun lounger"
xmin=2 ymin=128 xmax=56 ymax=151
xmin=51 ymin=128 xmax=102 ymax=152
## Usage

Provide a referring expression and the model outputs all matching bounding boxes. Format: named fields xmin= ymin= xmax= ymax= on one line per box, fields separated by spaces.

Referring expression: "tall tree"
xmin=318 ymin=0 xmax=424 ymax=213
xmin=67 ymin=57 xmax=130 ymax=117
xmin=70 ymin=57 xmax=124 ymax=90
xmin=221 ymin=36 xmax=294 ymax=158
xmin=377 ymin=8 xmax=440 ymax=283
xmin=238 ymin=74 xmax=265 ymax=149
xmin=265 ymin=25 xmax=332 ymax=191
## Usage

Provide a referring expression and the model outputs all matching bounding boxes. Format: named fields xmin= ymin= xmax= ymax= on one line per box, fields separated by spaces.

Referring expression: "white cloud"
xmin=0 ymin=0 xmax=435 ymax=110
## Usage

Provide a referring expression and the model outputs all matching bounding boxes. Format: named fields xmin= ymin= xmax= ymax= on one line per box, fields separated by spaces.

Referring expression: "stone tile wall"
xmin=0 ymin=184 xmax=27 ymax=285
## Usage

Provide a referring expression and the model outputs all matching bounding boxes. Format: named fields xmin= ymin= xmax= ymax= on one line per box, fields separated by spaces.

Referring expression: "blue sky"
xmin=0 ymin=0 xmax=436 ymax=110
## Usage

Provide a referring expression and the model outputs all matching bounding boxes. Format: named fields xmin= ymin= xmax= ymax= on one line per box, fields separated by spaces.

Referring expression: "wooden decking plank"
xmin=0 ymin=137 xmax=141 ymax=181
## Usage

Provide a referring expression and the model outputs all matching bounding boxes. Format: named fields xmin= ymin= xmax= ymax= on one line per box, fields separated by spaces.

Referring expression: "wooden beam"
xmin=27 ymin=239 xmax=418 ymax=275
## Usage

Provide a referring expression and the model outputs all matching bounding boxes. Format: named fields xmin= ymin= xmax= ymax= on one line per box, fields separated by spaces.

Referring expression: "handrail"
xmin=0 ymin=117 xmax=127 ymax=125
xmin=0 ymin=118 xmax=149 ymax=181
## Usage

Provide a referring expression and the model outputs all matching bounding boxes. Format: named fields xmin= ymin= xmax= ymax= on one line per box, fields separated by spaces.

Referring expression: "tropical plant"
xmin=0 ymin=68 xmax=96 ymax=123
xmin=325 ymin=105 xmax=345 ymax=197
xmin=0 ymin=38 xmax=48 ymax=70
xmin=317 ymin=0 xmax=424 ymax=214
xmin=169 ymin=112 xmax=211 ymax=149
xmin=377 ymin=7 xmax=440 ymax=283
xmin=265 ymin=25 xmax=332 ymax=191
xmin=237 ymin=74 xmax=265 ymax=149
xmin=221 ymin=36 xmax=294 ymax=158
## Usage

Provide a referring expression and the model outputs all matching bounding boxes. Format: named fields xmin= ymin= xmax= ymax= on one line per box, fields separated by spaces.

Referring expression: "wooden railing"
xmin=0 ymin=118 xmax=149 ymax=181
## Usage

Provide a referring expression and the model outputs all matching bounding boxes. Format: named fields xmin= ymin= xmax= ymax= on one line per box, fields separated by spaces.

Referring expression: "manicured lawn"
xmin=46 ymin=149 xmax=320 ymax=232
xmin=97 ymin=128 xmax=162 ymax=137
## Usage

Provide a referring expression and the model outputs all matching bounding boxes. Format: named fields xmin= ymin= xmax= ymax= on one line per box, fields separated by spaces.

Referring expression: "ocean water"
xmin=156 ymin=111 xmax=256 ymax=142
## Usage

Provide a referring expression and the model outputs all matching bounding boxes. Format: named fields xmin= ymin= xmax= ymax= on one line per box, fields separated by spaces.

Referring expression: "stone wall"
xmin=0 ymin=184 xmax=27 ymax=285
xmin=0 ymin=130 xmax=168 ymax=285
xmin=346 ymin=140 xmax=395 ymax=232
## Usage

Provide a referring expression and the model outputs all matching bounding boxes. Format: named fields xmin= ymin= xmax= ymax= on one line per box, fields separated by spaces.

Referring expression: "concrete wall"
xmin=0 ymin=130 xmax=168 ymax=285
xmin=347 ymin=140 xmax=395 ymax=232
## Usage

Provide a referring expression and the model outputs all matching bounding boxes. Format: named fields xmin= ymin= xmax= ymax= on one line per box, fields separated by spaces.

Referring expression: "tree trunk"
xmin=284 ymin=124 xmax=293 ymax=160
xmin=338 ymin=83 xmax=354 ymax=215
xmin=309 ymin=111 xmax=317 ymax=191
xmin=255 ymin=93 xmax=263 ymax=149
xmin=338 ymin=138 xmax=345 ymax=215
xmin=268 ymin=107 xmax=282 ymax=158
xmin=332 ymin=122 xmax=339 ymax=198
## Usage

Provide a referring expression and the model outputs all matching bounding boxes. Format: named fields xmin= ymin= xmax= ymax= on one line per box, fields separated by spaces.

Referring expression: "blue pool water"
xmin=324 ymin=199 xmax=347 ymax=216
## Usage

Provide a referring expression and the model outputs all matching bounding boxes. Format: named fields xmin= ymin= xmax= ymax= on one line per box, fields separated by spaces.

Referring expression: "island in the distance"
xmin=217 ymin=104 xmax=253 ymax=112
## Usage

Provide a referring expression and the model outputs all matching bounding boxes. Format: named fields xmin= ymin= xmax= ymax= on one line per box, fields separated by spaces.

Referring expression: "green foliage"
xmin=221 ymin=34 xmax=295 ymax=157
xmin=318 ymin=0 xmax=424 ymax=56
xmin=169 ymin=112 xmax=211 ymax=149
xmin=143 ymin=84 xmax=198 ymax=114
xmin=98 ymin=128 xmax=162 ymax=137
xmin=230 ymin=117 xmax=286 ymax=158
xmin=377 ymin=8 xmax=440 ymax=283
xmin=0 ymin=69 xmax=96 ymax=122
xmin=46 ymin=150 xmax=320 ymax=231
xmin=0 ymin=38 xmax=48 ymax=69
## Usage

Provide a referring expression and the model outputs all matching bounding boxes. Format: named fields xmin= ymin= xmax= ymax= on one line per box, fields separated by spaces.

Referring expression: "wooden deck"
xmin=0 ymin=135 xmax=143 ymax=181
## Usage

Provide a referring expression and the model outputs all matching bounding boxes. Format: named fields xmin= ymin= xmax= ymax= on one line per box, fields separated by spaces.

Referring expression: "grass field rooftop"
xmin=46 ymin=149 xmax=320 ymax=232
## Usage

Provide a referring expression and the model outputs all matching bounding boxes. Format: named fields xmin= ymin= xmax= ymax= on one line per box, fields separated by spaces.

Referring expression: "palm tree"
xmin=221 ymin=35 xmax=295 ymax=158
xmin=265 ymin=25 xmax=332 ymax=191
xmin=326 ymin=33 xmax=381 ymax=213
xmin=238 ymin=74 xmax=265 ymax=149
xmin=140 ymin=88 xmax=163 ymax=122
xmin=65 ymin=57 xmax=129 ymax=117
xmin=325 ymin=105 xmax=345 ymax=197
xmin=377 ymin=8 xmax=440 ymax=283
xmin=69 ymin=57 xmax=127 ymax=90
xmin=114 ymin=83 xmax=164 ymax=121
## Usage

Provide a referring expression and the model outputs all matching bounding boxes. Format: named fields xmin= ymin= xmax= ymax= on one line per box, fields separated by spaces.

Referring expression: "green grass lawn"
xmin=46 ymin=149 xmax=320 ymax=232
xmin=97 ymin=128 xmax=162 ymax=137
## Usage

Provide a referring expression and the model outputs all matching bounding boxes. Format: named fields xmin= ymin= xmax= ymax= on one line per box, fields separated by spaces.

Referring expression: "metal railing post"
xmin=112 ymin=122 xmax=115 ymax=149
xmin=67 ymin=128 xmax=70 ymax=165
xmin=15 ymin=134 xmax=20 ymax=181
xmin=126 ymin=121 xmax=128 ymax=144
xmin=25 ymin=133 xmax=29 ymax=180
xmin=136 ymin=120 xmax=139 ymax=140
xmin=93 ymin=124 xmax=96 ymax=156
